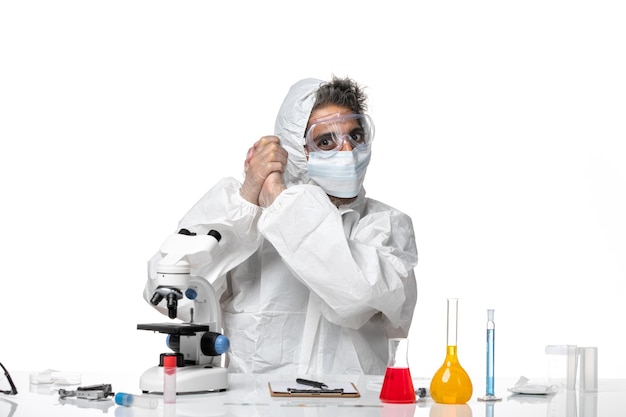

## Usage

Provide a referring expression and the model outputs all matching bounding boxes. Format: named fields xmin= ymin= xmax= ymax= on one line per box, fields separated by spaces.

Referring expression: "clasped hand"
xmin=240 ymin=136 xmax=288 ymax=207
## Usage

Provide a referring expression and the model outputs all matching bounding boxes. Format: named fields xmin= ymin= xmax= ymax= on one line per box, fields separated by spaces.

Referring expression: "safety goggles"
xmin=304 ymin=113 xmax=374 ymax=156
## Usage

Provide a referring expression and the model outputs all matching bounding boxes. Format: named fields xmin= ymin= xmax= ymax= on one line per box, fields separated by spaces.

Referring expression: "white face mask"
xmin=306 ymin=148 xmax=371 ymax=198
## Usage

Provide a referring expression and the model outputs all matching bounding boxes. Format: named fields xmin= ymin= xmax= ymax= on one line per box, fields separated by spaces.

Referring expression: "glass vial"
xmin=430 ymin=298 xmax=473 ymax=404
xmin=380 ymin=338 xmax=416 ymax=403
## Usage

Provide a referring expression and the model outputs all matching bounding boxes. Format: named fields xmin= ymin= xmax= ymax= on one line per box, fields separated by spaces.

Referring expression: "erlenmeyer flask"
xmin=380 ymin=338 xmax=416 ymax=403
xmin=430 ymin=298 xmax=473 ymax=404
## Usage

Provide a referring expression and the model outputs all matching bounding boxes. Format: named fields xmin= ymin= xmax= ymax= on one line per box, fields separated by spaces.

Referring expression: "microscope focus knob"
xmin=185 ymin=288 xmax=198 ymax=300
xmin=200 ymin=332 xmax=230 ymax=356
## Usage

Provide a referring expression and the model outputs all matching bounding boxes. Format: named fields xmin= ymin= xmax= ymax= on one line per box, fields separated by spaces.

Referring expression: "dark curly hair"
xmin=313 ymin=76 xmax=368 ymax=114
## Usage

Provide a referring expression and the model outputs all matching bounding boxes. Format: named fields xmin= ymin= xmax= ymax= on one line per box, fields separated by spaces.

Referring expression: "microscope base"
xmin=140 ymin=365 xmax=229 ymax=394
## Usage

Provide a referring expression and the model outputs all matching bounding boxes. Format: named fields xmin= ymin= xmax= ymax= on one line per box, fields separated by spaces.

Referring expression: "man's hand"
xmin=240 ymin=136 xmax=287 ymax=207
xmin=258 ymin=171 xmax=286 ymax=207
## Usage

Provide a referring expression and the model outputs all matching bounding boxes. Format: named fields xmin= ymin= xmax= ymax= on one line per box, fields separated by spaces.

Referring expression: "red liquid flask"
xmin=380 ymin=338 xmax=416 ymax=403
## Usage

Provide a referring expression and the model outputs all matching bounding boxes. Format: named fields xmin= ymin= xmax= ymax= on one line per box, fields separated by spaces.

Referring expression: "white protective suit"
xmin=145 ymin=78 xmax=418 ymax=376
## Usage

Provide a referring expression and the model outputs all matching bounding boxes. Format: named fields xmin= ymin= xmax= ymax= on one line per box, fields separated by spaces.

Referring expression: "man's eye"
xmin=350 ymin=128 xmax=366 ymax=143
xmin=315 ymin=134 xmax=336 ymax=150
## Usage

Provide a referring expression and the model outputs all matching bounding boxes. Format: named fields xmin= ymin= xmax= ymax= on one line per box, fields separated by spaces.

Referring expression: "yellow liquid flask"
xmin=430 ymin=298 xmax=473 ymax=404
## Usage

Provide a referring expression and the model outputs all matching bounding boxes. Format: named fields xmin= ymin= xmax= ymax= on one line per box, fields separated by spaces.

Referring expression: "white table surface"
xmin=2 ymin=370 xmax=625 ymax=416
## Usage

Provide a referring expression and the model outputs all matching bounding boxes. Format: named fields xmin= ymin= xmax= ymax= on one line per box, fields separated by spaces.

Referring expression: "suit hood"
xmin=273 ymin=78 xmax=323 ymax=187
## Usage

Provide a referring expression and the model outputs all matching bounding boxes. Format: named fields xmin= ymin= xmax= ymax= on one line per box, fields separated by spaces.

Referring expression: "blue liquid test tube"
xmin=486 ymin=309 xmax=495 ymax=396
xmin=478 ymin=309 xmax=501 ymax=402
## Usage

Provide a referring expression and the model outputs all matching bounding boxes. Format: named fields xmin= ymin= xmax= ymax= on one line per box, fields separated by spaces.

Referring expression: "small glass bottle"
xmin=430 ymin=298 xmax=473 ymax=404
xmin=380 ymin=338 xmax=416 ymax=403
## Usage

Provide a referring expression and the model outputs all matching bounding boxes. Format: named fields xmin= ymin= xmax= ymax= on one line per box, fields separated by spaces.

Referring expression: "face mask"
xmin=306 ymin=147 xmax=371 ymax=198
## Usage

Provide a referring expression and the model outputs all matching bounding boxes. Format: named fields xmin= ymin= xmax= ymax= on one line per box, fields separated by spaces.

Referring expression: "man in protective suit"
xmin=146 ymin=76 xmax=417 ymax=375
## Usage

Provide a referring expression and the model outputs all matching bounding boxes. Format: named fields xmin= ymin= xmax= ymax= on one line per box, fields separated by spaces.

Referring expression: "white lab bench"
xmin=2 ymin=370 xmax=625 ymax=416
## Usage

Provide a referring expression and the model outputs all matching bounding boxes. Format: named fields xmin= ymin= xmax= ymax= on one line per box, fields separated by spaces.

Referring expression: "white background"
xmin=1 ymin=0 xmax=624 ymax=385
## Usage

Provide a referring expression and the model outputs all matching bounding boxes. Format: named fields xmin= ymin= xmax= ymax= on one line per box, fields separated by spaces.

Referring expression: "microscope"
xmin=137 ymin=228 xmax=230 ymax=394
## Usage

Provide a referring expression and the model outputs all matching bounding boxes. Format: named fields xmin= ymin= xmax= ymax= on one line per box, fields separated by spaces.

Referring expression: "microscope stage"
xmin=137 ymin=322 xmax=210 ymax=335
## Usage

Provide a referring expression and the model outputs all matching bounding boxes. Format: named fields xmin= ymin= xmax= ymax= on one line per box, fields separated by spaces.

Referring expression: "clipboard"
xmin=268 ymin=381 xmax=361 ymax=398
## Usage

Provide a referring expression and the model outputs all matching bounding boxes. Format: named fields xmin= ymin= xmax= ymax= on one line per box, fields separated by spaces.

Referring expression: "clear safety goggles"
xmin=304 ymin=113 xmax=375 ymax=156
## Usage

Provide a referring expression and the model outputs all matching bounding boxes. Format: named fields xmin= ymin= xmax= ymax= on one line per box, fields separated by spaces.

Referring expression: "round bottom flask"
xmin=430 ymin=298 xmax=473 ymax=404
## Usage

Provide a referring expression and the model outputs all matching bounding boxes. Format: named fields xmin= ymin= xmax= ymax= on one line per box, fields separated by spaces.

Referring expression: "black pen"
xmin=296 ymin=378 xmax=328 ymax=389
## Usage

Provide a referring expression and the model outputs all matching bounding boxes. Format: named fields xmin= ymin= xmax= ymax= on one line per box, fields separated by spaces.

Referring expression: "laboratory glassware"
xmin=579 ymin=347 xmax=598 ymax=392
xmin=380 ymin=338 xmax=416 ymax=403
xmin=478 ymin=309 xmax=501 ymax=401
xmin=430 ymin=298 xmax=473 ymax=404
xmin=546 ymin=344 xmax=578 ymax=389
xmin=486 ymin=309 xmax=495 ymax=395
